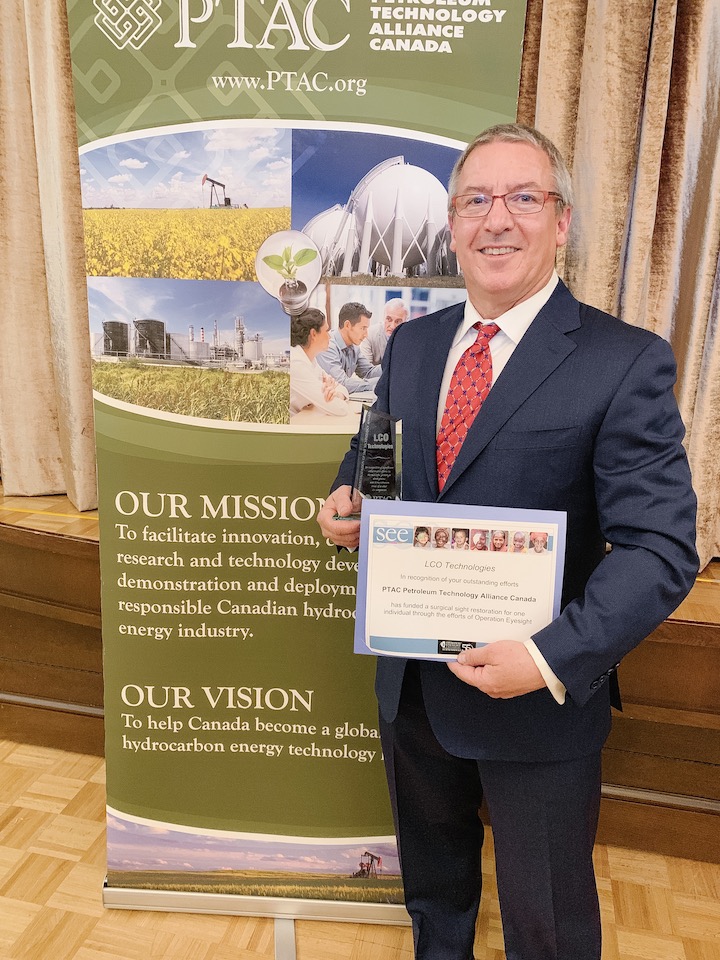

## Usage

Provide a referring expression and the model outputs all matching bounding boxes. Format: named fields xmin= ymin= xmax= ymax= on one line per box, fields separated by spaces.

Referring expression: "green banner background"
xmin=69 ymin=0 xmax=524 ymax=145
xmin=97 ymin=399 xmax=388 ymax=837
xmin=68 ymin=0 xmax=527 ymax=913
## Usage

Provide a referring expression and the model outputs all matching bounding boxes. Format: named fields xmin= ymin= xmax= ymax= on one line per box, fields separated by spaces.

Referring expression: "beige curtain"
xmin=520 ymin=0 xmax=720 ymax=568
xmin=0 ymin=0 xmax=96 ymax=510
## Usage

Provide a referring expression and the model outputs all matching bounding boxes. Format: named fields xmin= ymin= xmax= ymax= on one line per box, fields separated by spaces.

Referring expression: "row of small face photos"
xmin=412 ymin=527 xmax=550 ymax=552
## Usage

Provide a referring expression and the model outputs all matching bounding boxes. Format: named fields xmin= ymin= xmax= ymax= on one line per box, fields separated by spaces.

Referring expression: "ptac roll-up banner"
xmin=67 ymin=0 xmax=527 ymax=922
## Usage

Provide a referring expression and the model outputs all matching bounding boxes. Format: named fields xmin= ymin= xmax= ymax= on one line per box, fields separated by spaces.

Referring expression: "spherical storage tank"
xmin=352 ymin=163 xmax=448 ymax=269
xmin=303 ymin=204 xmax=351 ymax=253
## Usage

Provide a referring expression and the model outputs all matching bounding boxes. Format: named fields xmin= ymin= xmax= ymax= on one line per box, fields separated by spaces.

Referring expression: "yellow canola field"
xmin=83 ymin=207 xmax=290 ymax=280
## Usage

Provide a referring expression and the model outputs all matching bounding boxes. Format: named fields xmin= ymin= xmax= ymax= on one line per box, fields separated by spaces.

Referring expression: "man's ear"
xmin=555 ymin=205 xmax=572 ymax=249
xmin=448 ymin=212 xmax=457 ymax=253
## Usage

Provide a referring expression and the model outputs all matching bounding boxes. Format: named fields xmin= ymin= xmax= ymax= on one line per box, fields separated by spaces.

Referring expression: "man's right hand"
xmin=317 ymin=485 xmax=362 ymax=550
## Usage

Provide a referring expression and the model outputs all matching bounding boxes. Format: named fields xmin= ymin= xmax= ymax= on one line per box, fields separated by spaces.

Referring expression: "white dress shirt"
xmin=290 ymin=345 xmax=350 ymax=416
xmin=436 ymin=272 xmax=567 ymax=704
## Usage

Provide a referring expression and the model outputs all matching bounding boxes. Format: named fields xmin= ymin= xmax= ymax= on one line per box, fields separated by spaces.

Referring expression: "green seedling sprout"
xmin=262 ymin=245 xmax=317 ymax=281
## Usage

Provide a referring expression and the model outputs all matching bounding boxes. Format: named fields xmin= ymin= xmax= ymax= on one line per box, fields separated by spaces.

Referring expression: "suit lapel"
xmin=439 ymin=282 xmax=581 ymax=500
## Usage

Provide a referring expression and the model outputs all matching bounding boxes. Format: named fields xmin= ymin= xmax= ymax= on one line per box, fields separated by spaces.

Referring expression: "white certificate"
xmin=354 ymin=499 xmax=566 ymax=660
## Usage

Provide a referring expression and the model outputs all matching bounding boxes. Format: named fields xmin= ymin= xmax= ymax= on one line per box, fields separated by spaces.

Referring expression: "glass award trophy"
xmin=352 ymin=406 xmax=402 ymax=501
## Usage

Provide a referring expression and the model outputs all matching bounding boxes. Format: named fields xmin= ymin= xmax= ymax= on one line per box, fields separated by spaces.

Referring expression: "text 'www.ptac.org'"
xmin=211 ymin=71 xmax=368 ymax=96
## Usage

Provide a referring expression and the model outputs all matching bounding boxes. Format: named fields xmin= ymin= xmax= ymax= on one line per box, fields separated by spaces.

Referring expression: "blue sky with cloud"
xmin=80 ymin=126 xmax=291 ymax=210
xmin=107 ymin=812 xmax=400 ymax=876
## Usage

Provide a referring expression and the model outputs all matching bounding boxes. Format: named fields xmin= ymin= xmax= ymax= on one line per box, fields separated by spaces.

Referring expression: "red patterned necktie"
xmin=436 ymin=322 xmax=500 ymax=491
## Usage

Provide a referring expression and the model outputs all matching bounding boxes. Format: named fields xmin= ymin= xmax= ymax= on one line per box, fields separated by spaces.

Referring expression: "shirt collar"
xmin=457 ymin=271 xmax=560 ymax=346
xmin=331 ymin=328 xmax=353 ymax=351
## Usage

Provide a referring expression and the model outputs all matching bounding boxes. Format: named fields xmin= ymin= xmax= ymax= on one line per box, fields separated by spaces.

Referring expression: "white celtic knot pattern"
xmin=93 ymin=0 xmax=163 ymax=50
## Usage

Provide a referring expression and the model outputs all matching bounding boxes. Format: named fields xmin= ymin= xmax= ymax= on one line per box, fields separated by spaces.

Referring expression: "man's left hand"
xmin=447 ymin=640 xmax=547 ymax=699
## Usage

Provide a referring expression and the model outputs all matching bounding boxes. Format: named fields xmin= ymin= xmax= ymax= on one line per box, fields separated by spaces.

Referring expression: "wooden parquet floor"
xmin=0 ymin=485 xmax=98 ymax=542
xmin=1 ymin=740 xmax=719 ymax=960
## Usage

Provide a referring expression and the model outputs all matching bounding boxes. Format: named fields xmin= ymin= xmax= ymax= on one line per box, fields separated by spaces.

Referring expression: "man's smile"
xmin=479 ymin=246 xmax=519 ymax=256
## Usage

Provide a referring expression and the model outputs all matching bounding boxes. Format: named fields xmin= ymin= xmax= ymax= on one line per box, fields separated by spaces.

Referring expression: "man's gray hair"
xmin=384 ymin=298 xmax=408 ymax=315
xmin=448 ymin=124 xmax=574 ymax=213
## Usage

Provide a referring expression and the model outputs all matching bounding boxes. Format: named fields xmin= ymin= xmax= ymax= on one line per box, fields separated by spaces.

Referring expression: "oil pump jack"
xmin=352 ymin=851 xmax=382 ymax=879
xmin=202 ymin=173 xmax=231 ymax=208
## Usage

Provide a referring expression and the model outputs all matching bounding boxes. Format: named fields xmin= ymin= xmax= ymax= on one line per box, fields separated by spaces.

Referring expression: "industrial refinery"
xmin=94 ymin=315 xmax=286 ymax=371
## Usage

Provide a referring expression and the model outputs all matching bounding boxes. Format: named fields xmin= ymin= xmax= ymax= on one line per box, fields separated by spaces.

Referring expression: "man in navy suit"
xmin=317 ymin=125 xmax=698 ymax=960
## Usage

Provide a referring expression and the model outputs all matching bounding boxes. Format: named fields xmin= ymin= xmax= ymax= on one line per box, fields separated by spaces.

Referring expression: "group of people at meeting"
xmin=289 ymin=298 xmax=409 ymax=417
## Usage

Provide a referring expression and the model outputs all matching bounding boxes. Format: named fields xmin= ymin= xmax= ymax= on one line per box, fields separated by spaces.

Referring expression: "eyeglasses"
xmin=452 ymin=191 xmax=564 ymax=218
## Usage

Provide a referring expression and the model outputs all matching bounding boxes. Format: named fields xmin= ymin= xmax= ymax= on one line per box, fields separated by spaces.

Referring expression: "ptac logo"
xmin=93 ymin=0 xmax=163 ymax=50
xmin=372 ymin=526 xmax=413 ymax=545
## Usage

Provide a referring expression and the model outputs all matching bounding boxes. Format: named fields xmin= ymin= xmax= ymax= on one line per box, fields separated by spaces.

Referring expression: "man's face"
xmin=314 ymin=320 xmax=331 ymax=352
xmin=384 ymin=305 xmax=407 ymax=336
xmin=344 ymin=315 xmax=371 ymax=346
xmin=448 ymin=140 xmax=572 ymax=318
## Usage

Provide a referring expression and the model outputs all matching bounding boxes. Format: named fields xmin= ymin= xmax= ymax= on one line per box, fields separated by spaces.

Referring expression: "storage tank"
xmin=103 ymin=321 xmax=129 ymax=356
xmin=353 ymin=163 xmax=447 ymax=272
xmin=303 ymin=204 xmax=355 ymax=272
xmin=244 ymin=335 xmax=264 ymax=361
xmin=134 ymin=319 xmax=166 ymax=358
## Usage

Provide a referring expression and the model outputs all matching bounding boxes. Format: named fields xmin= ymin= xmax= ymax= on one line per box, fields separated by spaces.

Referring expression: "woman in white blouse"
xmin=290 ymin=308 xmax=350 ymax=417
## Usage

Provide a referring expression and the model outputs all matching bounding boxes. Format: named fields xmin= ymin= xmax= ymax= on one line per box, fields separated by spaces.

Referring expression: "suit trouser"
xmin=379 ymin=663 xmax=602 ymax=960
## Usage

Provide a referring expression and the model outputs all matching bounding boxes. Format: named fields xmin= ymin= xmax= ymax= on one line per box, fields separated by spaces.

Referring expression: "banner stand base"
xmin=275 ymin=917 xmax=296 ymax=960
xmin=103 ymin=883 xmax=411 ymax=934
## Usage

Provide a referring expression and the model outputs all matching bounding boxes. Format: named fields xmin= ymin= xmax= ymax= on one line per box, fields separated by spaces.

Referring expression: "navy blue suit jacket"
xmin=334 ymin=281 xmax=698 ymax=763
